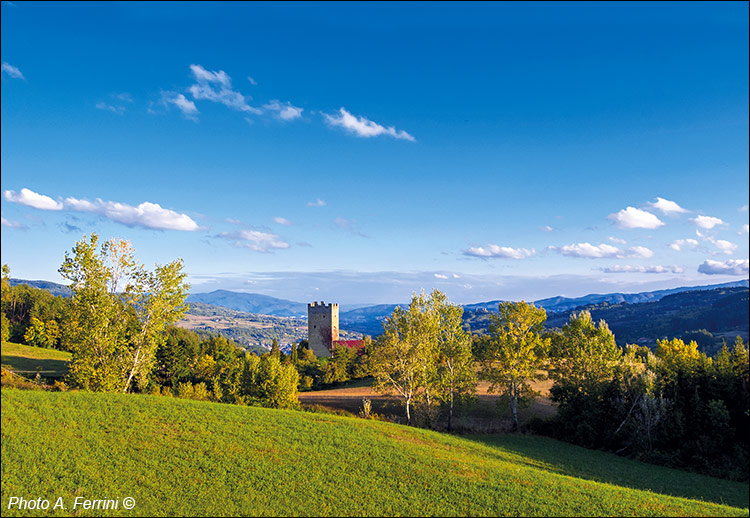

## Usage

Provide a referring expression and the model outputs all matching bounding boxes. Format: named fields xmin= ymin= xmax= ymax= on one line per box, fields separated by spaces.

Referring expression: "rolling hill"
xmin=2 ymin=389 xmax=747 ymax=516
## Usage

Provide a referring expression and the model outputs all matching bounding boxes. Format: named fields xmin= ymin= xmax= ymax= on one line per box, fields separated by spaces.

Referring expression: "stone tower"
xmin=307 ymin=301 xmax=339 ymax=358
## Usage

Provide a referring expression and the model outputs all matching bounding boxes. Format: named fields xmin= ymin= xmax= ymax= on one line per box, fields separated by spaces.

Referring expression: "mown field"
xmin=2 ymin=389 xmax=748 ymax=517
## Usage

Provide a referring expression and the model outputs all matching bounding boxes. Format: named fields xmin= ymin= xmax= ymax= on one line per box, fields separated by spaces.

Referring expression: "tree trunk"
xmin=405 ymin=395 xmax=412 ymax=424
xmin=510 ymin=381 xmax=519 ymax=431
xmin=448 ymin=393 xmax=454 ymax=432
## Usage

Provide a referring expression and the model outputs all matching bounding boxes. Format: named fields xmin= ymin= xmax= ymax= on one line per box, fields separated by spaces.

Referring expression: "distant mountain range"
xmin=186 ymin=290 xmax=308 ymax=317
xmin=11 ymin=278 xmax=747 ymax=320
xmin=9 ymin=277 xmax=748 ymax=352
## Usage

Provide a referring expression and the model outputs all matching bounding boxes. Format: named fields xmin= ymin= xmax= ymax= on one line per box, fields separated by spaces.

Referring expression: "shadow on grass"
xmin=462 ymin=434 xmax=748 ymax=509
xmin=1 ymin=355 xmax=69 ymax=378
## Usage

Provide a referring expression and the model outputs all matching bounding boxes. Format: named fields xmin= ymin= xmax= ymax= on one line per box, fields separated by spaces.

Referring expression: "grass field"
xmin=1 ymin=342 xmax=71 ymax=379
xmin=2 ymin=389 xmax=747 ymax=517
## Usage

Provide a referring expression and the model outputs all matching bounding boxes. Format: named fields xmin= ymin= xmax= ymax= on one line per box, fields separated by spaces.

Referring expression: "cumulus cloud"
xmin=669 ymin=238 xmax=700 ymax=251
xmin=608 ymin=207 xmax=665 ymax=229
xmin=600 ymin=265 xmax=685 ymax=274
xmin=1 ymin=62 xmax=24 ymax=79
xmin=217 ymin=229 xmax=289 ymax=252
xmin=263 ymin=100 xmax=303 ymax=121
xmin=307 ymin=199 xmax=326 ymax=207
xmin=188 ymin=64 xmax=261 ymax=114
xmin=63 ymin=197 xmax=201 ymax=231
xmin=160 ymin=91 xmax=199 ymax=121
xmin=740 ymin=224 xmax=749 ymax=235
xmin=698 ymin=259 xmax=749 ymax=276
xmin=5 ymin=187 xmax=200 ymax=231
xmin=691 ymin=215 xmax=724 ymax=229
xmin=463 ymin=245 xmax=534 ymax=259
xmin=629 ymin=246 xmax=654 ymax=259
xmin=322 ymin=108 xmax=415 ymax=141
xmin=648 ymin=197 xmax=689 ymax=215
xmin=1 ymin=216 xmax=26 ymax=229
xmin=551 ymin=242 xmax=654 ymax=259
xmin=4 ymin=188 xmax=63 ymax=210
xmin=434 ymin=273 xmax=449 ymax=279
xmin=713 ymin=239 xmax=738 ymax=255
xmin=273 ymin=216 xmax=293 ymax=225
xmin=608 ymin=236 xmax=627 ymax=245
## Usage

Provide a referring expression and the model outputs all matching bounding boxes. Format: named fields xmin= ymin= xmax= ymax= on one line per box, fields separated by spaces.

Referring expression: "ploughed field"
xmin=2 ymin=389 xmax=748 ymax=517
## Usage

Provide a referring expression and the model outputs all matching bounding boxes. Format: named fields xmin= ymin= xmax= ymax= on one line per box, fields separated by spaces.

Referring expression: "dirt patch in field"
xmin=298 ymin=377 xmax=556 ymax=431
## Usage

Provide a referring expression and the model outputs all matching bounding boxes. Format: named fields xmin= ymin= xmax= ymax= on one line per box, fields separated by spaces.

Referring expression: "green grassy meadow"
xmin=1 ymin=342 xmax=71 ymax=378
xmin=2 ymin=389 xmax=748 ymax=517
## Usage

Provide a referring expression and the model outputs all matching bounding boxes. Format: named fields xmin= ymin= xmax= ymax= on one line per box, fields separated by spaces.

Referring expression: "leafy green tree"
xmin=23 ymin=317 xmax=59 ymax=348
xmin=431 ymin=292 xmax=476 ymax=431
xmin=59 ymin=234 xmax=189 ymax=392
xmin=371 ymin=291 xmax=436 ymax=424
xmin=482 ymin=301 xmax=549 ymax=430
xmin=60 ymin=234 xmax=131 ymax=391
xmin=121 ymin=258 xmax=189 ymax=392
xmin=270 ymin=338 xmax=281 ymax=359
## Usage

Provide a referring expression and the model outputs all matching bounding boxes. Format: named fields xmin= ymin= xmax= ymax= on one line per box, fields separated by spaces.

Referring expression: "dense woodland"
xmin=1 ymin=234 xmax=748 ymax=481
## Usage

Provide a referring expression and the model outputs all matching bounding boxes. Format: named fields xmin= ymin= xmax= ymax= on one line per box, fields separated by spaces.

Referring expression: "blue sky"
xmin=1 ymin=1 xmax=748 ymax=305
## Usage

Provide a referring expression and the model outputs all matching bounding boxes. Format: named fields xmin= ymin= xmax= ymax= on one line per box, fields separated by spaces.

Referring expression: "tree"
xmin=371 ymin=291 xmax=437 ymax=424
xmin=59 ymin=234 xmax=189 ymax=392
xmin=121 ymin=258 xmax=189 ymax=392
xmin=431 ymin=292 xmax=476 ymax=431
xmin=370 ymin=289 xmax=474 ymax=427
xmin=482 ymin=301 xmax=549 ymax=430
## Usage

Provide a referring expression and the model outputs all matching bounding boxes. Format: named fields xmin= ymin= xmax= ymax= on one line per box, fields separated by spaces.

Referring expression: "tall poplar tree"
xmin=482 ymin=301 xmax=549 ymax=430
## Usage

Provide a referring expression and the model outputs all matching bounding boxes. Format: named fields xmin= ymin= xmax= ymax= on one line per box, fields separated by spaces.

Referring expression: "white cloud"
xmin=64 ymin=197 xmax=201 ymax=231
xmin=218 ymin=229 xmax=289 ymax=252
xmin=4 ymin=188 xmax=63 ymax=210
xmin=629 ymin=246 xmax=654 ymax=259
xmin=463 ymin=245 xmax=534 ymax=259
xmin=648 ymin=197 xmax=689 ymax=215
xmin=608 ymin=236 xmax=627 ymax=245
xmin=322 ymin=108 xmax=415 ymax=141
xmin=713 ymin=239 xmax=738 ymax=255
xmin=247 ymin=76 xmax=258 ymax=86
xmin=608 ymin=206 xmax=665 ymax=229
xmin=690 ymin=215 xmax=724 ymax=229
xmin=1 ymin=216 xmax=26 ymax=229
xmin=188 ymin=64 xmax=261 ymax=114
xmin=263 ymin=100 xmax=303 ymax=121
xmin=273 ymin=216 xmax=293 ymax=225
xmin=96 ymin=102 xmax=126 ymax=115
xmin=739 ymin=205 xmax=749 ymax=212
xmin=434 ymin=273 xmax=449 ymax=279
xmin=1 ymin=62 xmax=24 ymax=80
xmin=6 ymin=188 xmax=201 ymax=231
xmin=601 ymin=265 xmax=684 ymax=274
xmin=160 ymin=91 xmax=199 ymax=120
xmin=740 ymin=224 xmax=749 ymax=235
xmin=555 ymin=242 xmax=621 ymax=258
xmin=698 ymin=259 xmax=749 ymax=276
xmin=541 ymin=225 xmax=554 ymax=232
xmin=307 ymin=199 xmax=326 ymax=207
xmin=669 ymin=238 xmax=700 ymax=251
xmin=552 ymin=242 xmax=654 ymax=259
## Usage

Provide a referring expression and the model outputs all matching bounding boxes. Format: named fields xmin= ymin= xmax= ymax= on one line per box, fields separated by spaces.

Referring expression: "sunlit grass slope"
xmin=2 ymin=390 xmax=747 ymax=517
xmin=1 ymin=342 xmax=71 ymax=378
